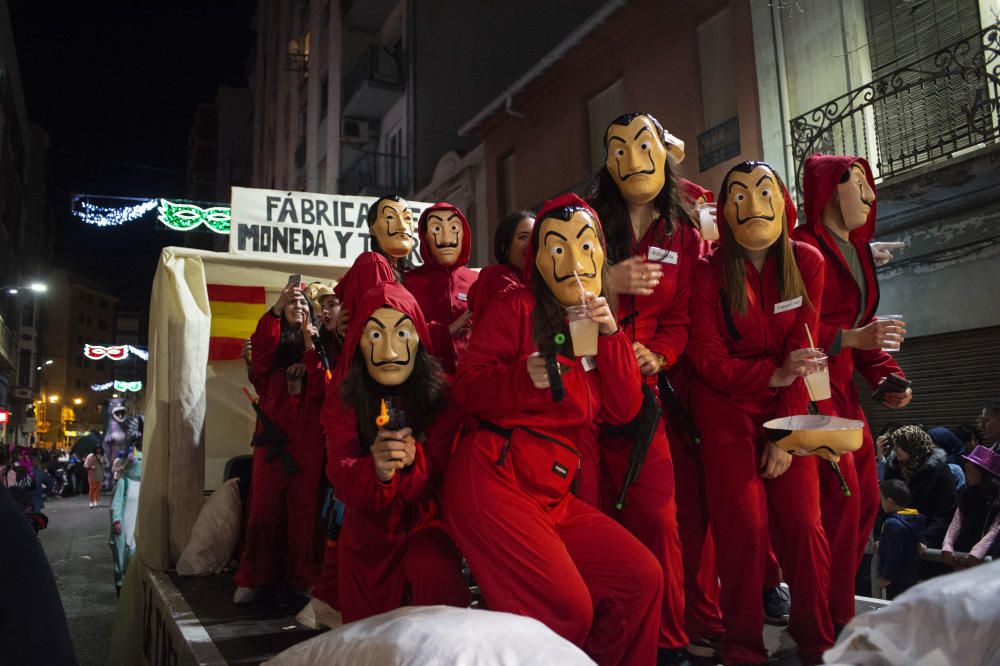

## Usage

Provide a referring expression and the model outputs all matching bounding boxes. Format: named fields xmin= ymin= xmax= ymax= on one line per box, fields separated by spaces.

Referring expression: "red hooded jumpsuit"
xmin=597 ymin=215 xmax=699 ymax=651
xmin=467 ymin=262 xmax=522 ymax=320
xmin=444 ymin=194 xmax=663 ymax=666
xmin=688 ymin=192 xmax=835 ymax=664
xmin=794 ymin=154 xmax=904 ymax=621
xmin=404 ymin=203 xmax=479 ymax=375
xmin=235 ymin=312 xmax=325 ymax=592
xmin=320 ymin=282 xmax=470 ymax=622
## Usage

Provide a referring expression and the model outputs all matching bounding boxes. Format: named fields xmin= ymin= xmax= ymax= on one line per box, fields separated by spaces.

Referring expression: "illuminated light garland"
xmin=73 ymin=198 xmax=159 ymax=227
xmin=72 ymin=196 xmax=230 ymax=233
xmin=90 ymin=380 xmax=143 ymax=392
xmin=84 ymin=344 xmax=149 ymax=361
xmin=158 ymin=199 xmax=231 ymax=234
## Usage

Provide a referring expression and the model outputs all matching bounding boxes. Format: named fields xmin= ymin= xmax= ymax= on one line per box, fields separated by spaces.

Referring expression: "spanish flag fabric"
xmin=208 ymin=284 xmax=266 ymax=360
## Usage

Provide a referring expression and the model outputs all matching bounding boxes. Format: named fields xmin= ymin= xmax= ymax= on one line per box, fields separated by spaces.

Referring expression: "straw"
xmin=803 ymin=323 xmax=817 ymax=402
xmin=572 ymin=270 xmax=586 ymax=306
xmin=805 ymin=323 xmax=815 ymax=350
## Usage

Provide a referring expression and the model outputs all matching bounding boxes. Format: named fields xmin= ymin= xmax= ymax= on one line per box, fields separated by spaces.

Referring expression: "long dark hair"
xmin=339 ymin=346 xmax=448 ymax=455
xmin=275 ymin=314 xmax=305 ymax=369
xmin=586 ymin=112 xmax=691 ymax=265
xmin=367 ymin=194 xmax=413 ymax=278
xmin=494 ymin=210 xmax=534 ymax=266
xmin=529 ymin=205 xmax=614 ymax=357
xmin=718 ymin=161 xmax=807 ymax=316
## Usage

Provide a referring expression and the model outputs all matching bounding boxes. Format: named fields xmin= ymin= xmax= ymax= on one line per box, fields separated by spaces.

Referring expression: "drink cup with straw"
xmin=802 ymin=323 xmax=831 ymax=401
xmin=566 ymin=270 xmax=599 ymax=356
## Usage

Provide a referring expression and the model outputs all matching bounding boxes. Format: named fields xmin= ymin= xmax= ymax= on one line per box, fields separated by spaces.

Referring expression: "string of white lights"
xmin=72 ymin=198 xmax=159 ymax=227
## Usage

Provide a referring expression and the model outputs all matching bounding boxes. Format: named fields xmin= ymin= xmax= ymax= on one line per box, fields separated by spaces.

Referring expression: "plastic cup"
xmin=876 ymin=314 xmax=904 ymax=352
xmin=698 ymin=203 xmax=719 ymax=241
xmin=802 ymin=348 xmax=831 ymax=401
xmin=566 ymin=305 xmax=599 ymax=357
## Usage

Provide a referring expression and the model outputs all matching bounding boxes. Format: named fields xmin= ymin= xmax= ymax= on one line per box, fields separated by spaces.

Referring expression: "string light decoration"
xmin=91 ymin=380 xmax=143 ymax=392
xmin=84 ymin=344 xmax=149 ymax=361
xmin=71 ymin=195 xmax=230 ymax=233
xmin=72 ymin=198 xmax=159 ymax=227
xmin=158 ymin=200 xmax=231 ymax=234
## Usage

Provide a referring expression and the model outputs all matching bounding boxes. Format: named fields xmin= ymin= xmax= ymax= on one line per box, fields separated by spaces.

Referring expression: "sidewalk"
xmin=39 ymin=492 xmax=118 ymax=666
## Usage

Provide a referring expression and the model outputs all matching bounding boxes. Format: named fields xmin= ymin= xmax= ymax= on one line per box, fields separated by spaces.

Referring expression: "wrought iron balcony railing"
xmin=790 ymin=21 xmax=1000 ymax=199
xmin=338 ymin=151 xmax=407 ymax=196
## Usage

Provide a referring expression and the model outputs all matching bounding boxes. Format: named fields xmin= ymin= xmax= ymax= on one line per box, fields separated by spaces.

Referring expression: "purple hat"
xmin=962 ymin=445 xmax=1000 ymax=478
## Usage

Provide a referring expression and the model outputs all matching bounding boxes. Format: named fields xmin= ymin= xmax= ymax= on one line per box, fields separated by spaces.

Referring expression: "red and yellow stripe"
xmin=208 ymin=284 xmax=265 ymax=361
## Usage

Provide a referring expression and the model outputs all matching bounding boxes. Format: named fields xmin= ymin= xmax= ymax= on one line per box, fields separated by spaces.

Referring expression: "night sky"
xmin=9 ymin=1 xmax=254 ymax=306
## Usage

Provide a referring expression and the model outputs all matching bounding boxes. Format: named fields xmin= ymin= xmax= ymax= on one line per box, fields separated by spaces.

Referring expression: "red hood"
xmin=524 ymin=192 xmax=606 ymax=283
xmin=342 ymin=282 xmax=433 ymax=365
xmin=802 ymin=154 xmax=877 ymax=243
xmin=417 ymin=202 xmax=472 ymax=269
xmin=679 ymin=178 xmax=714 ymax=205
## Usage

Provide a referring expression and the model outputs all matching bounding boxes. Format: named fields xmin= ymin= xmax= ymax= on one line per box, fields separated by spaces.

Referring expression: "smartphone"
xmin=287 ymin=273 xmax=301 ymax=288
xmin=871 ymin=373 xmax=910 ymax=402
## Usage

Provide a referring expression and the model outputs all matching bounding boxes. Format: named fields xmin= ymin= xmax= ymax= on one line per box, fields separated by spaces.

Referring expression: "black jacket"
xmin=885 ymin=448 xmax=959 ymax=548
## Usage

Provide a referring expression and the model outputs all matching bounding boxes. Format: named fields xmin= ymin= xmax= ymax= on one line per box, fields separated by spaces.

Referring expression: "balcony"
xmin=342 ymin=45 xmax=404 ymax=119
xmin=338 ymin=151 xmax=407 ymax=197
xmin=790 ymin=21 xmax=1000 ymax=199
xmin=342 ymin=0 xmax=397 ymax=32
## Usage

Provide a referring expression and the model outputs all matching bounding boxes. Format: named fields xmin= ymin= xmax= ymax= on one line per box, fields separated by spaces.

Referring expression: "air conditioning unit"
xmin=341 ymin=117 xmax=376 ymax=143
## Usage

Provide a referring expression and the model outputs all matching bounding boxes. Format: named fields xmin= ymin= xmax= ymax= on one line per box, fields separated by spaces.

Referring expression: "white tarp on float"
xmin=110 ymin=246 xmax=346 ymax=664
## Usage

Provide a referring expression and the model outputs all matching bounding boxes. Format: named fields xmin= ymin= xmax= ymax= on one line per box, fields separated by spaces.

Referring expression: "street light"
xmin=49 ymin=395 xmax=59 ymax=403
xmin=35 ymin=359 xmax=54 ymax=371
xmin=73 ymin=398 xmax=83 ymax=405
xmin=2 ymin=282 xmax=48 ymax=295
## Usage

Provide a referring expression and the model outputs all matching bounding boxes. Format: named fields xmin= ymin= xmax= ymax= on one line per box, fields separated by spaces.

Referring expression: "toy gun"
xmin=243 ymin=387 xmax=299 ymax=476
xmin=615 ymin=383 xmax=662 ymax=510
xmin=807 ymin=400 xmax=851 ymax=497
xmin=302 ymin=292 xmax=333 ymax=381
xmin=657 ymin=373 xmax=701 ymax=446
xmin=545 ymin=333 xmax=567 ymax=403
xmin=374 ymin=397 xmax=407 ymax=431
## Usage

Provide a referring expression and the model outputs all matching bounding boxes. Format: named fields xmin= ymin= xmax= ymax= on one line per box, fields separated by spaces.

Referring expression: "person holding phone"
xmin=233 ymin=280 xmax=322 ymax=604
xmin=795 ymin=154 xmax=912 ymax=629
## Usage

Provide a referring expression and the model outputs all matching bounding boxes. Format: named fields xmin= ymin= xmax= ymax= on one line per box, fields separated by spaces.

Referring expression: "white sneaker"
xmin=232 ymin=587 xmax=258 ymax=604
xmin=295 ymin=598 xmax=343 ymax=630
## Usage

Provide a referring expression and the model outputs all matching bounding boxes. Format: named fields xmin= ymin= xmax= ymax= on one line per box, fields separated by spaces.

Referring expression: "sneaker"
xmin=232 ymin=586 xmax=258 ymax=604
xmin=295 ymin=597 xmax=343 ymax=630
xmin=763 ymin=585 xmax=790 ymax=625
xmin=657 ymin=646 xmax=694 ymax=666
xmin=686 ymin=636 xmax=720 ymax=658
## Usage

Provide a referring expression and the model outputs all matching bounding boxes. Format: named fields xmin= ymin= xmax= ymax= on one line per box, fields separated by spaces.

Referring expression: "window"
xmin=586 ymin=79 xmax=627 ymax=172
xmin=319 ymin=73 xmax=329 ymax=119
xmin=77 ymin=312 xmax=84 ymax=325
xmin=18 ymin=349 xmax=30 ymax=387
xmin=498 ymin=152 xmax=517 ymax=219
xmin=696 ymin=8 xmax=740 ymax=171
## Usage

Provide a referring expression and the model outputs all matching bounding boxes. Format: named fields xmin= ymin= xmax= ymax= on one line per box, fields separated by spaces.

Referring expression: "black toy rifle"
xmin=806 ymin=400 xmax=851 ymax=497
xmin=544 ymin=333 xmax=567 ymax=403
xmin=657 ymin=373 xmax=701 ymax=446
xmin=243 ymin=387 xmax=299 ymax=476
xmin=615 ymin=383 xmax=662 ymax=510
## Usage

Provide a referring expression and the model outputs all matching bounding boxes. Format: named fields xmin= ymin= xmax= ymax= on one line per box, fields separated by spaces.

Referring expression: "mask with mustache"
xmin=360 ymin=306 xmax=419 ymax=386
xmin=534 ymin=208 xmax=605 ymax=306
xmin=836 ymin=163 xmax=875 ymax=233
xmin=370 ymin=198 xmax=415 ymax=258
xmin=722 ymin=164 xmax=786 ymax=252
xmin=605 ymin=114 xmax=669 ymax=205
xmin=424 ymin=210 xmax=464 ymax=267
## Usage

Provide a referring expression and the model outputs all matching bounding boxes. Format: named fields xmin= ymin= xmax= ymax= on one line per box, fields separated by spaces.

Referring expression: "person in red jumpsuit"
xmin=688 ymin=161 xmax=834 ymax=665
xmin=444 ymin=193 xmax=663 ymax=666
xmin=320 ymin=281 xmax=470 ymax=622
xmin=295 ymin=282 xmax=346 ymax=630
xmin=794 ymin=154 xmax=912 ymax=628
xmin=587 ymin=112 xmax=704 ymax=666
xmin=332 ymin=195 xmax=416 ymax=361
xmin=467 ymin=209 xmax=534 ymax=320
xmin=404 ymin=202 xmax=478 ymax=374
xmin=233 ymin=282 xmax=325 ymax=604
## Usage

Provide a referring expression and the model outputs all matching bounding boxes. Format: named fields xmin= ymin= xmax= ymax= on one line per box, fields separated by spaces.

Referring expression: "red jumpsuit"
xmin=234 ymin=313 xmax=325 ymax=591
xmin=445 ymin=288 xmax=663 ymax=666
xmin=404 ymin=203 xmax=478 ymax=375
xmin=688 ymin=241 xmax=835 ymax=665
xmin=795 ymin=154 xmax=904 ymax=623
xmin=320 ymin=283 xmax=470 ymax=622
xmin=467 ymin=262 xmax=522 ymax=320
xmin=598 ymin=218 xmax=701 ymax=650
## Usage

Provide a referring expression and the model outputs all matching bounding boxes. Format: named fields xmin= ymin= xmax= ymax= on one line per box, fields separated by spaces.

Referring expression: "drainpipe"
xmin=770 ymin=4 xmax=795 ymax=197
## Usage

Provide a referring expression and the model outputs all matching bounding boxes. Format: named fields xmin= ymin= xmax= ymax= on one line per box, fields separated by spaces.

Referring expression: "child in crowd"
xmin=941 ymin=445 xmax=1000 ymax=568
xmin=876 ymin=479 xmax=926 ymax=599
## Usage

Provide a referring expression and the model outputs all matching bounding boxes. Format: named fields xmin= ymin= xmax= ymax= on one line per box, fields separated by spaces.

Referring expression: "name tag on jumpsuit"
xmin=773 ymin=296 xmax=803 ymax=314
xmin=647 ymin=246 xmax=678 ymax=264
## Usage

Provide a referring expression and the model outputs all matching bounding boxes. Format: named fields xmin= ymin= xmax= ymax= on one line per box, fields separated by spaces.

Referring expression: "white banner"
xmin=229 ymin=187 xmax=432 ymax=266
